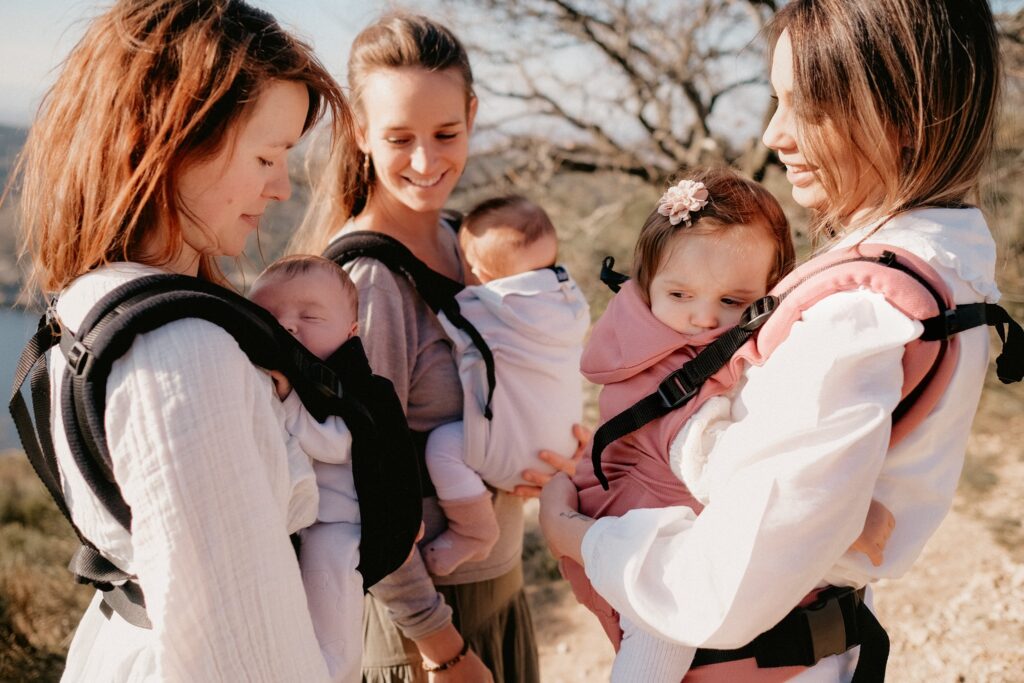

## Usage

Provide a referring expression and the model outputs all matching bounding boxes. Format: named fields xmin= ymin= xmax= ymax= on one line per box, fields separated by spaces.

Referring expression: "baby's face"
xmin=462 ymin=228 xmax=557 ymax=283
xmin=250 ymin=269 xmax=357 ymax=361
xmin=648 ymin=225 xmax=775 ymax=337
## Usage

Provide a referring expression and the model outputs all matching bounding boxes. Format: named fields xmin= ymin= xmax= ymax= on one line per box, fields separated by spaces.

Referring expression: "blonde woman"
xmin=297 ymin=13 xmax=586 ymax=683
xmin=14 ymin=1 xmax=352 ymax=679
xmin=541 ymin=0 xmax=1004 ymax=680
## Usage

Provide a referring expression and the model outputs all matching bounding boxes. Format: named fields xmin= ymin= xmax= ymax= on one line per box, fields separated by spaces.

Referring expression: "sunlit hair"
xmin=294 ymin=12 xmax=474 ymax=253
xmin=252 ymin=254 xmax=358 ymax=322
xmin=10 ymin=0 xmax=351 ymax=293
xmin=767 ymin=0 xmax=1000 ymax=241
xmin=633 ymin=167 xmax=794 ymax=305
xmin=461 ymin=195 xmax=557 ymax=279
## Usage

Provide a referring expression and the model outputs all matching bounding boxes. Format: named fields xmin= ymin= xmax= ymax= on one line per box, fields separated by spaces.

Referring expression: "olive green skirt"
xmin=361 ymin=565 xmax=539 ymax=683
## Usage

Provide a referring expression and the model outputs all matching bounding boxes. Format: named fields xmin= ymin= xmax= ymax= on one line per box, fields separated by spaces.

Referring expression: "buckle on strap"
xmin=657 ymin=370 xmax=698 ymax=409
xmin=752 ymin=586 xmax=863 ymax=668
xmin=805 ymin=587 xmax=858 ymax=663
xmin=66 ymin=341 xmax=92 ymax=376
xmin=739 ymin=295 xmax=778 ymax=332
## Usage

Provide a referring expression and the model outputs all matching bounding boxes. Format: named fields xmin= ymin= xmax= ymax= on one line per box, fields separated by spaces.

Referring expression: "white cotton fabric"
xmin=436 ymin=266 xmax=589 ymax=492
xmin=612 ymin=616 xmax=696 ymax=682
xmin=281 ymin=393 xmax=362 ymax=683
xmin=582 ymin=208 xmax=997 ymax=679
xmin=53 ymin=263 xmax=329 ymax=682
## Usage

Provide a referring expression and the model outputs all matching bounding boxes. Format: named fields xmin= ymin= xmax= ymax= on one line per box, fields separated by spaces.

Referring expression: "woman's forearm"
xmin=538 ymin=472 xmax=595 ymax=565
xmin=367 ymin=550 xmax=453 ymax=640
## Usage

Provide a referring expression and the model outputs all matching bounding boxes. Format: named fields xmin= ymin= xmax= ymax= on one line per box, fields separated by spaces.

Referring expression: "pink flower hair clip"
xmin=657 ymin=179 xmax=710 ymax=226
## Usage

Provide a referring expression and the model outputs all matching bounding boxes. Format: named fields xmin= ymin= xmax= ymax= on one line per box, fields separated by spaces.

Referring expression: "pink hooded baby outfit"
xmin=563 ymin=276 xmax=727 ymax=647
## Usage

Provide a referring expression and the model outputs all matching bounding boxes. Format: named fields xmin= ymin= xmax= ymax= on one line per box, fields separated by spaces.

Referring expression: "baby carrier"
xmin=9 ymin=274 xmax=424 ymax=629
xmin=572 ymin=243 xmax=1023 ymax=681
xmin=323 ymin=211 xmax=500 ymax=495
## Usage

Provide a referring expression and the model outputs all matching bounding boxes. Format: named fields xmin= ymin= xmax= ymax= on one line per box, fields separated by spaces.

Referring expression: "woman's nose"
xmin=409 ymin=143 xmax=433 ymax=174
xmin=265 ymin=164 xmax=292 ymax=202
xmin=762 ymin=102 xmax=793 ymax=155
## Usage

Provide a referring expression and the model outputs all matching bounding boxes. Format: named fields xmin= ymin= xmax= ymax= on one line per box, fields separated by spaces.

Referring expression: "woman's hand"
xmin=513 ymin=423 xmax=592 ymax=498
xmin=538 ymin=472 xmax=594 ymax=565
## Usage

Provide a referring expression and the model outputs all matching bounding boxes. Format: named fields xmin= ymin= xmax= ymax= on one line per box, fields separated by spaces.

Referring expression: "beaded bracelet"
xmin=420 ymin=641 xmax=470 ymax=673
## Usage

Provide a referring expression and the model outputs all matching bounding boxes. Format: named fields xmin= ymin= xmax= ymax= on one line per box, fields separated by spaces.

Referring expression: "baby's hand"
xmin=269 ymin=370 xmax=291 ymax=401
xmin=849 ymin=499 xmax=895 ymax=567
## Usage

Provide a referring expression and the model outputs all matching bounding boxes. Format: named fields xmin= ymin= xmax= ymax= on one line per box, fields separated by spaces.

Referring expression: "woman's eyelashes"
xmin=258 ymin=157 xmax=274 ymax=167
xmin=384 ymin=130 xmax=462 ymax=146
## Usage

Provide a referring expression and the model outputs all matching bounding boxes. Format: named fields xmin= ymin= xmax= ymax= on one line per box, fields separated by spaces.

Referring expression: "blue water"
xmin=1 ymin=306 xmax=42 ymax=450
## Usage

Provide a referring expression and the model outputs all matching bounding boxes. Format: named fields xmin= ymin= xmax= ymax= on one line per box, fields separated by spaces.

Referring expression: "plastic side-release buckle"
xmin=739 ymin=295 xmax=778 ymax=332
xmin=66 ymin=341 xmax=92 ymax=376
xmin=657 ymin=369 xmax=698 ymax=409
xmin=804 ymin=588 xmax=855 ymax=663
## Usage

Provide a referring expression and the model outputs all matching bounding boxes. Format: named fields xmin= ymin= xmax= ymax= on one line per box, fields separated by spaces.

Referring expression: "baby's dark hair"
xmin=254 ymin=254 xmax=358 ymax=321
xmin=461 ymin=195 xmax=557 ymax=275
xmin=634 ymin=167 xmax=794 ymax=304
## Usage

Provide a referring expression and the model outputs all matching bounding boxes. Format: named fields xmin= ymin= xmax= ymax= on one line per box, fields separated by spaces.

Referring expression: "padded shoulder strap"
xmin=324 ymin=231 xmax=463 ymax=314
xmin=60 ymin=274 xmax=342 ymax=530
xmin=324 ymin=231 xmax=500 ymax=418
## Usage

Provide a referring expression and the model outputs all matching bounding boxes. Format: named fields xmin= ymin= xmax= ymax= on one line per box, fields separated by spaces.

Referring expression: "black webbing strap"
xmin=8 ymin=309 xmax=151 ymax=629
xmin=324 ymin=230 xmax=500 ymax=419
xmin=920 ymin=302 xmax=1024 ymax=384
xmin=11 ymin=314 xmax=72 ymax=522
xmin=599 ymin=256 xmax=630 ymax=293
xmin=691 ymin=586 xmax=888 ymax=679
xmin=70 ymin=545 xmax=152 ymax=628
xmin=589 ymin=296 xmax=778 ymax=490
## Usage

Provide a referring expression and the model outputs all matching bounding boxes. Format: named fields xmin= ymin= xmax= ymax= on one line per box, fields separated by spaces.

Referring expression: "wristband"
xmin=421 ymin=640 xmax=470 ymax=673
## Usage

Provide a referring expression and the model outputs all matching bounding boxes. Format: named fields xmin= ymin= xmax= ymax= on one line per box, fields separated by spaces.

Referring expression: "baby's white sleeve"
xmin=282 ymin=390 xmax=353 ymax=465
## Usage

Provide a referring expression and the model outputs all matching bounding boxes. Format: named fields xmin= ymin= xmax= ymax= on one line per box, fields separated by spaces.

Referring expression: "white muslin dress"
xmin=53 ymin=263 xmax=330 ymax=682
xmin=581 ymin=208 xmax=999 ymax=681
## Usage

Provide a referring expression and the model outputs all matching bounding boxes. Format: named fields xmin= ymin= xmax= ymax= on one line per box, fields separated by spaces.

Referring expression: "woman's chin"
xmin=789 ymin=183 xmax=828 ymax=212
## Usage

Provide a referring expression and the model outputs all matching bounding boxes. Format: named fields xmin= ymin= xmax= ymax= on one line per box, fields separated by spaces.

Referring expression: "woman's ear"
xmin=467 ymin=96 xmax=479 ymax=134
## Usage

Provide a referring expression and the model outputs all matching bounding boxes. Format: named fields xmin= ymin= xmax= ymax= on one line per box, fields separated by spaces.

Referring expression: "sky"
xmin=2 ymin=1 xmax=1021 ymax=131
xmin=0 ymin=0 xmax=437 ymax=127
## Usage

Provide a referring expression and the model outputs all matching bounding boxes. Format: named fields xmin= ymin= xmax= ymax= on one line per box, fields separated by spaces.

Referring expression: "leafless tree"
xmin=445 ymin=0 xmax=779 ymax=188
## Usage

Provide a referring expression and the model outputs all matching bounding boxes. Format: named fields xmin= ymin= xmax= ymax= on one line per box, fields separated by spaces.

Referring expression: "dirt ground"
xmin=529 ymin=378 xmax=1024 ymax=682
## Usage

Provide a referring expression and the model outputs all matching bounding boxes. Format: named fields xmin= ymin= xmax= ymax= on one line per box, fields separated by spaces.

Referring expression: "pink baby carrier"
xmin=564 ymin=243 xmax=1023 ymax=682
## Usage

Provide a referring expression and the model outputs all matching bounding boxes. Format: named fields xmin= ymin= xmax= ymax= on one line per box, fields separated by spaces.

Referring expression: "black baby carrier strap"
xmin=323 ymin=223 xmax=499 ymax=421
xmin=9 ymin=274 xmax=422 ymax=628
xmin=321 ymin=336 xmax=423 ymax=591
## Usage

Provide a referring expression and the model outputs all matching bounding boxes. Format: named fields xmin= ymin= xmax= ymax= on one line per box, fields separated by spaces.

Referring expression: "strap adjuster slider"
xmin=740 ymin=295 xmax=778 ymax=331
xmin=658 ymin=371 xmax=698 ymax=408
xmin=67 ymin=341 xmax=92 ymax=376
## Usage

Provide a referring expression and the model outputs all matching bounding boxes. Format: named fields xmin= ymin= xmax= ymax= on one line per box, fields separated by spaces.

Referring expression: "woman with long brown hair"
xmin=14 ymin=1 xmax=351 ymax=678
xmin=296 ymin=12 xmax=583 ymax=683
xmin=541 ymin=0 xmax=1006 ymax=679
